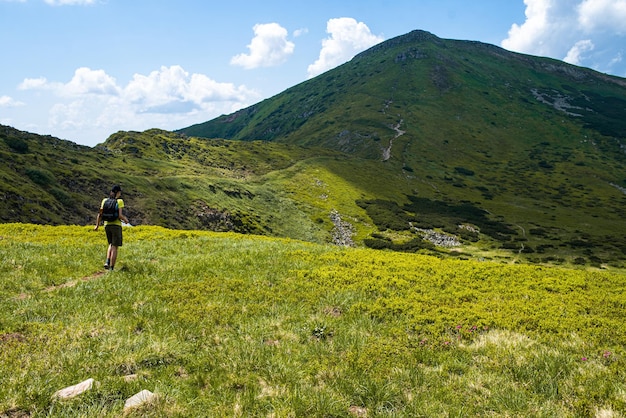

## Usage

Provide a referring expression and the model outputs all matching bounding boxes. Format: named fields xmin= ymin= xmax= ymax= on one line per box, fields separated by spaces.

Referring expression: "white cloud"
xmin=564 ymin=39 xmax=594 ymax=65
xmin=293 ymin=28 xmax=308 ymax=37
xmin=307 ymin=17 xmax=384 ymax=79
xmin=16 ymin=65 xmax=260 ymax=144
xmin=501 ymin=0 xmax=626 ymax=74
xmin=19 ymin=65 xmax=257 ymax=110
xmin=49 ymin=100 xmax=90 ymax=129
xmin=19 ymin=68 xmax=117 ymax=96
xmin=65 ymin=67 xmax=119 ymax=96
xmin=578 ymin=0 xmax=626 ymax=33
xmin=44 ymin=0 xmax=96 ymax=5
xmin=609 ymin=52 xmax=623 ymax=67
xmin=18 ymin=77 xmax=52 ymax=90
xmin=231 ymin=23 xmax=295 ymax=69
xmin=0 ymin=95 xmax=25 ymax=107
xmin=123 ymin=65 xmax=256 ymax=113
xmin=501 ymin=0 xmax=574 ymax=57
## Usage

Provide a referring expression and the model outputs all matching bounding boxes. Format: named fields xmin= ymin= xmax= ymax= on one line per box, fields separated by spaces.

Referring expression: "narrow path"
xmin=382 ymin=119 xmax=405 ymax=161
xmin=45 ymin=271 xmax=106 ymax=292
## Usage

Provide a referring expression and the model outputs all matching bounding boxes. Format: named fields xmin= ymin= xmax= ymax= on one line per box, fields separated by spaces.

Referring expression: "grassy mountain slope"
xmin=0 ymin=125 xmax=355 ymax=243
xmin=179 ymin=30 xmax=626 ymax=267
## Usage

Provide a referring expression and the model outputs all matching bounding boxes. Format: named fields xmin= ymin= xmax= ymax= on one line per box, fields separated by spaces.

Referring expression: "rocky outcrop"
xmin=412 ymin=227 xmax=461 ymax=248
xmin=330 ymin=210 xmax=355 ymax=247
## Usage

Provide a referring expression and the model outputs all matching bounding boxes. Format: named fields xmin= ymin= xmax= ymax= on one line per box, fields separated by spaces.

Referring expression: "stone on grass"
xmin=53 ymin=378 xmax=94 ymax=399
xmin=124 ymin=389 xmax=156 ymax=409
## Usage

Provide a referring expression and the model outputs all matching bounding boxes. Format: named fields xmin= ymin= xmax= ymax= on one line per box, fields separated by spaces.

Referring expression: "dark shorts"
xmin=105 ymin=225 xmax=123 ymax=247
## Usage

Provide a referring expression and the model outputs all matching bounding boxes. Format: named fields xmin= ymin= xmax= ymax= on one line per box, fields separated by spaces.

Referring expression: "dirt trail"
xmin=45 ymin=271 xmax=106 ymax=292
xmin=382 ymin=120 xmax=405 ymax=161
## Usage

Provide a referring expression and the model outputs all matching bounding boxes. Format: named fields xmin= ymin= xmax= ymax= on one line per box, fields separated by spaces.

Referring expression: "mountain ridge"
xmin=178 ymin=30 xmax=626 ymax=154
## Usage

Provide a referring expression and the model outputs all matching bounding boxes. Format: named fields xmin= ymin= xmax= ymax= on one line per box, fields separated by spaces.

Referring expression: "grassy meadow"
xmin=1 ymin=223 xmax=625 ymax=417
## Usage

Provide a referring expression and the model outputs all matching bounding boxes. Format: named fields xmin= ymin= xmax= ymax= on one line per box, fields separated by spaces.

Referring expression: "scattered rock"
xmin=531 ymin=88 xmax=583 ymax=116
xmin=124 ymin=389 xmax=156 ymax=410
xmin=349 ymin=405 xmax=368 ymax=417
xmin=458 ymin=224 xmax=479 ymax=233
xmin=610 ymin=182 xmax=626 ymax=195
xmin=412 ymin=227 xmax=461 ymax=247
xmin=53 ymin=378 xmax=94 ymax=400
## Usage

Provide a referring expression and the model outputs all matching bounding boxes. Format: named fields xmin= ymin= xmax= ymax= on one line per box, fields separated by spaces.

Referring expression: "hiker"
xmin=94 ymin=185 xmax=129 ymax=271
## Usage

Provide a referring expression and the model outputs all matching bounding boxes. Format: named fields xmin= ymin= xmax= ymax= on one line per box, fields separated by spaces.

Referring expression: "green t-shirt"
xmin=100 ymin=198 xmax=125 ymax=226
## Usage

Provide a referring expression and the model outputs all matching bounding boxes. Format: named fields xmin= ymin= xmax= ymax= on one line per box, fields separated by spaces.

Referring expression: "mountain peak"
xmin=353 ymin=29 xmax=441 ymax=59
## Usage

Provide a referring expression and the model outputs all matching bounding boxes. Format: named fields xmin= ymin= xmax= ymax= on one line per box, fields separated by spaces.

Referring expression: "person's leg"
xmin=108 ymin=225 xmax=123 ymax=270
xmin=105 ymin=227 xmax=113 ymax=269
xmin=108 ymin=245 xmax=118 ymax=269
xmin=104 ymin=245 xmax=111 ymax=269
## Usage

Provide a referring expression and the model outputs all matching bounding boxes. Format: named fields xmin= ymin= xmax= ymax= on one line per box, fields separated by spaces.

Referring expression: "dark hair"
xmin=109 ymin=185 xmax=122 ymax=198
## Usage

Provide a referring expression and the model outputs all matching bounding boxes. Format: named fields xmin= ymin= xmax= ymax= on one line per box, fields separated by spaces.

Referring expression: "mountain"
xmin=179 ymin=30 xmax=626 ymax=154
xmin=2 ymin=30 xmax=626 ymax=267
xmin=178 ymin=30 xmax=626 ymax=267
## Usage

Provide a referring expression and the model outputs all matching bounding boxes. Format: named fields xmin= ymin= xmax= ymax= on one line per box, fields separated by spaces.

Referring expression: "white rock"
xmin=53 ymin=378 xmax=94 ymax=399
xmin=124 ymin=389 xmax=156 ymax=409
xmin=123 ymin=374 xmax=138 ymax=382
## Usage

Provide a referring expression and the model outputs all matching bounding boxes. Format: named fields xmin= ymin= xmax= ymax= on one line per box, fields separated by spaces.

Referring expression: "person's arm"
xmin=94 ymin=209 xmax=103 ymax=230
xmin=118 ymin=206 xmax=129 ymax=224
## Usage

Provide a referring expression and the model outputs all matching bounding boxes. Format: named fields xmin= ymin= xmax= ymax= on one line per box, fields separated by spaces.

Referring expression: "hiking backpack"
xmin=102 ymin=198 xmax=119 ymax=222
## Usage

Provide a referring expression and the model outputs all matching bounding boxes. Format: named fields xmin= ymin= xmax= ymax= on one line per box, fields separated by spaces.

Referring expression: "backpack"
xmin=102 ymin=198 xmax=119 ymax=222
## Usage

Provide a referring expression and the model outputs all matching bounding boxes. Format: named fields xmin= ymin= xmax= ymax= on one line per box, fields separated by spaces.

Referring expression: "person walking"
xmin=94 ymin=185 xmax=129 ymax=271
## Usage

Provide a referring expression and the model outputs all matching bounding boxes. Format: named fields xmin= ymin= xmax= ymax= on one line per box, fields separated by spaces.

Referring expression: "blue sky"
xmin=1 ymin=0 xmax=625 ymax=147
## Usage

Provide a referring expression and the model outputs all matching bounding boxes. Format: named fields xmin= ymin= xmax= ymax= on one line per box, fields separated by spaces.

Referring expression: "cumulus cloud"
xmin=564 ymin=39 xmax=594 ymax=65
xmin=0 ymin=95 xmax=25 ymax=107
xmin=18 ymin=77 xmax=51 ymax=90
xmin=578 ymin=0 xmax=626 ymax=33
xmin=231 ymin=23 xmax=295 ymax=69
xmin=307 ymin=17 xmax=384 ymax=78
xmin=502 ymin=0 xmax=576 ymax=57
xmin=124 ymin=65 xmax=256 ymax=113
xmin=17 ymin=65 xmax=260 ymax=144
xmin=65 ymin=67 xmax=119 ymax=96
xmin=19 ymin=65 xmax=257 ymax=111
xmin=502 ymin=0 xmax=626 ymax=74
xmin=19 ymin=69 xmax=117 ymax=96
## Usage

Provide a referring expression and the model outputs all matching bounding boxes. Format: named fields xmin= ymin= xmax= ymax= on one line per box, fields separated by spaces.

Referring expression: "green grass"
xmin=1 ymin=224 xmax=625 ymax=416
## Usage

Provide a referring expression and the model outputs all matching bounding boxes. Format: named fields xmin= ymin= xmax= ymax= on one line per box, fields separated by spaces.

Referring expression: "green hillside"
xmin=0 ymin=126 xmax=350 ymax=243
xmin=2 ymin=30 xmax=626 ymax=267
xmin=1 ymin=224 xmax=625 ymax=416
xmin=179 ymin=30 xmax=626 ymax=267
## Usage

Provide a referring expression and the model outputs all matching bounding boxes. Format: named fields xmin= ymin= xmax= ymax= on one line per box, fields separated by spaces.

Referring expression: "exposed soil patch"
xmin=44 ymin=271 xmax=106 ymax=292
xmin=0 ymin=333 xmax=26 ymax=343
xmin=0 ymin=407 xmax=31 ymax=418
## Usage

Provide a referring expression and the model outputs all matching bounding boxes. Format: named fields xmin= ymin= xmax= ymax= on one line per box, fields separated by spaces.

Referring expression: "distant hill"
xmin=0 ymin=125 xmax=348 ymax=243
xmin=2 ymin=29 xmax=626 ymax=267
